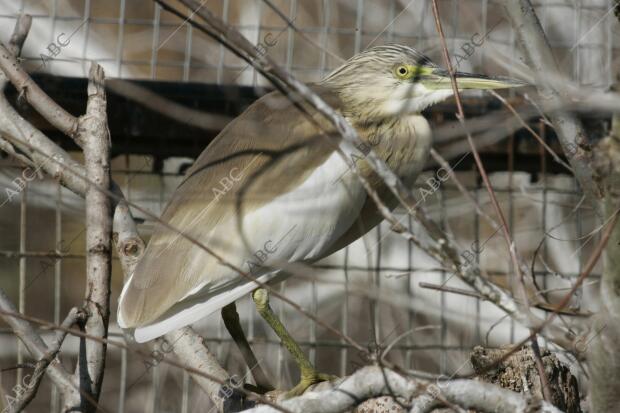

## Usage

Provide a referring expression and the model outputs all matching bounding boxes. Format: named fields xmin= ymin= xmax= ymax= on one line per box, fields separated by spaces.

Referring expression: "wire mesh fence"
xmin=0 ymin=0 xmax=615 ymax=412
xmin=0 ymin=0 xmax=616 ymax=86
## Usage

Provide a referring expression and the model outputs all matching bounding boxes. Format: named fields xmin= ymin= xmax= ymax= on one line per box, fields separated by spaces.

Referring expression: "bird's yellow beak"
xmin=424 ymin=68 xmax=528 ymax=90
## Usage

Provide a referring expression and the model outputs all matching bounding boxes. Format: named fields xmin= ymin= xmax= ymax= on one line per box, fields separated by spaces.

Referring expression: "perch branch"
xmin=410 ymin=379 xmax=563 ymax=413
xmin=240 ymin=366 xmax=562 ymax=413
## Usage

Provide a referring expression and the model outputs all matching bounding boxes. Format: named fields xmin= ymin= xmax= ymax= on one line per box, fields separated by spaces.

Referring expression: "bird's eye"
xmin=395 ymin=65 xmax=410 ymax=79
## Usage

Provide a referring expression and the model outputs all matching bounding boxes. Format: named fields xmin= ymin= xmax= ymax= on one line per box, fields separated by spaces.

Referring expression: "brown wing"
xmin=118 ymin=86 xmax=344 ymax=327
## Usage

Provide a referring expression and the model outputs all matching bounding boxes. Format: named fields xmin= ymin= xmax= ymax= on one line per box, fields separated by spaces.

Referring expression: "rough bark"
xmin=68 ymin=63 xmax=112 ymax=411
xmin=471 ymin=345 xmax=581 ymax=413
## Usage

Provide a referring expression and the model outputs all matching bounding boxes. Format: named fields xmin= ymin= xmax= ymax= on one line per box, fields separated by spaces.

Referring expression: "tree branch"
xmin=0 ymin=41 xmax=80 ymax=144
xmin=162 ymin=328 xmax=231 ymax=412
xmin=411 ymin=379 xmax=563 ymax=413
xmin=111 ymin=187 xmax=145 ymax=279
xmin=66 ymin=63 xmax=113 ymax=412
xmin=240 ymin=366 xmax=563 ymax=413
xmin=7 ymin=308 xmax=83 ymax=413
xmin=0 ymin=288 xmax=79 ymax=409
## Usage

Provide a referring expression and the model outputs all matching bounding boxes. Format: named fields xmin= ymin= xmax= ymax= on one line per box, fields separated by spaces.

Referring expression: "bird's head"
xmin=321 ymin=44 xmax=525 ymax=121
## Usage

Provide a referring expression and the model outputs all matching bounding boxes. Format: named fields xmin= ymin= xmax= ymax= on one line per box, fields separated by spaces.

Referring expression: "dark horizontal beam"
xmin=3 ymin=74 xmax=609 ymax=176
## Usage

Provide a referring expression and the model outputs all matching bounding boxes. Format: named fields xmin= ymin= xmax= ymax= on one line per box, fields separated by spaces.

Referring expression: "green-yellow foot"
xmin=285 ymin=372 xmax=338 ymax=398
xmin=251 ymin=288 xmax=338 ymax=398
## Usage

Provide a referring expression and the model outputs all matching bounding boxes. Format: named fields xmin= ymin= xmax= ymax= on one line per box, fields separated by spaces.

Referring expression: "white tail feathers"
xmin=131 ymin=272 xmax=279 ymax=343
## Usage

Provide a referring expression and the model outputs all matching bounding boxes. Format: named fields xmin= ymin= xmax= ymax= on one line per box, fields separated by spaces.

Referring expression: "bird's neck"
xmin=346 ymin=113 xmax=433 ymax=187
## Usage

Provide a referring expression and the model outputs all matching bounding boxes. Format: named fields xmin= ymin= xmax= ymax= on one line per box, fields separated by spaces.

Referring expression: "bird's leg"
xmin=221 ymin=302 xmax=274 ymax=393
xmin=251 ymin=288 xmax=335 ymax=398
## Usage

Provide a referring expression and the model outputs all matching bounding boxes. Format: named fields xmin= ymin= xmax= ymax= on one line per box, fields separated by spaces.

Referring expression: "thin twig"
xmin=489 ymin=90 xmax=572 ymax=172
xmin=529 ymin=338 xmax=553 ymax=403
xmin=431 ymin=0 xmax=532 ymax=325
xmin=418 ymin=282 xmax=485 ymax=299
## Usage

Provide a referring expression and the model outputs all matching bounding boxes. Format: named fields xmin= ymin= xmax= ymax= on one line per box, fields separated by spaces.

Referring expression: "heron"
xmin=117 ymin=44 xmax=524 ymax=397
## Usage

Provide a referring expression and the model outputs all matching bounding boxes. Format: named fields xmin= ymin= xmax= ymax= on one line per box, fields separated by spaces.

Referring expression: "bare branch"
xmin=8 ymin=308 xmax=83 ymax=413
xmin=6 ymin=14 xmax=32 ymax=56
xmin=162 ymin=328 xmax=231 ymax=412
xmin=111 ymin=185 xmax=145 ymax=279
xmin=0 ymin=287 xmax=79 ymax=407
xmin=0 ymin=92 xmax=87 ymax=196
xmin=68 ymin=62 xmax=113 ymax=411
xmin=0 ymin=16 xmax=80 ymax=410
xmin=240 ymin=366 xmax=563 ymax=413
xmin=410 ymin=379 xmax=563 ymax=413
xmin=0 ymin=42 xmax=80 ymax=143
